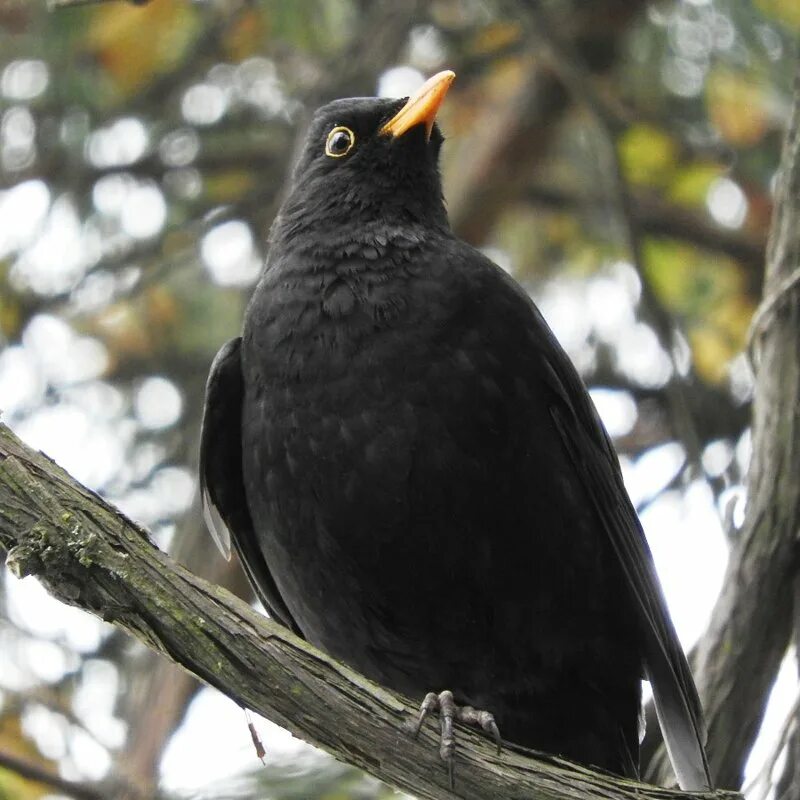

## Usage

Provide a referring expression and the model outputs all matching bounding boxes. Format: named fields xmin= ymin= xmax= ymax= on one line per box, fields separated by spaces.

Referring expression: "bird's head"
xmin=274 ymin=71 xmax=455 ymax=246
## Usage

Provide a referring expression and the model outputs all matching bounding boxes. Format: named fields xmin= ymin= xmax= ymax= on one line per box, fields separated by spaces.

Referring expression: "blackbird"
xmin=200 ymin=70 xmax=711 ymax=789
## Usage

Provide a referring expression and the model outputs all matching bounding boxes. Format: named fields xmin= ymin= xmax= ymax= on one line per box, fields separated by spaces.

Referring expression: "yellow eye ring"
xmin=325 ymin=126 xmax=355 ymax=158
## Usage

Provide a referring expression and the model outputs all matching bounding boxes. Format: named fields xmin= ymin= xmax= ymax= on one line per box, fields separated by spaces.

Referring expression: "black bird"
xmin=200 ymin=71 xmax=711 ymax=789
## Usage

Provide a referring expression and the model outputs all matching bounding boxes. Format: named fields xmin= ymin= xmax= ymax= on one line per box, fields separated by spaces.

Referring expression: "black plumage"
xmin=200 ymin=71 xmax=710 ymax=788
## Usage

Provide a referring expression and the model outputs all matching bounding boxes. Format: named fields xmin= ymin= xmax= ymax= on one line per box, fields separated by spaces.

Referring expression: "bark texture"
xmin=644 ymin=65 xmax=800 ymax=791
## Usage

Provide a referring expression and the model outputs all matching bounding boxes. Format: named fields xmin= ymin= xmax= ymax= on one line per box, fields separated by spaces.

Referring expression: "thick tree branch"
xmin=776 ymin=721 xmax=799 ymax=800
xmin=645 ymin=64 xmax=800 ymax=791
xmin=775 ymin=578 xmax=800 ymax=799
xmin=0 ymin=422 xmax=739 ymax=800
xmin=117 ymin=385 xmax=250 ymax=795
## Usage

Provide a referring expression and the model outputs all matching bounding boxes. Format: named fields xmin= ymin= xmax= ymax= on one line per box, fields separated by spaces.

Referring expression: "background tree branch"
xmin=0 ymin=749 xmax=107 ymax=800
xmin=0 ymin=421 xmax=740 ymax=800
xmin=522 ymin=186 xmax=765 ymax=287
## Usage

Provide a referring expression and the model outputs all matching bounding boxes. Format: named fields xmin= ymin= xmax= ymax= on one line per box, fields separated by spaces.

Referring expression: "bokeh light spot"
xmin=134 ymin=376 xmax=183 ymax=430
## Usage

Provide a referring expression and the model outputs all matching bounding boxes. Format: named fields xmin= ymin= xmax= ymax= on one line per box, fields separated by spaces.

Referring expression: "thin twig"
xmin=746 ymin=265 xmax=800 ymax=369
xmin=741 ymin=695 xmax=800 ymax=800
xmin=1 ymin=685 xmax=110 ymax=755
xmin=523 ymin=185 xmax=765 ymax=281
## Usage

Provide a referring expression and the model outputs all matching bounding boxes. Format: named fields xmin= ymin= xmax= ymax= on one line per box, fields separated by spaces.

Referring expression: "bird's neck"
xmin=270 ymin=188 xmax=449 ymax=254
xmin=246 ymin=217 xmax=448 ymax=385
xmin=268 ymin=214 xmax=447 ymax=270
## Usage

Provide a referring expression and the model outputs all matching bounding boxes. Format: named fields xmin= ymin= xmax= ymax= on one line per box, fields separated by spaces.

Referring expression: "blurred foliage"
xmin=87 ymin=2 xmax=203 ymax=95
xmin=0 ymin=715 xmax=49 ymax=799
xmin=0 ymin=0 xmax=795 ymax=798
xmin=619 ymin=123 xmax=679 ymax=186
xmin=195 ymin=756 xmax=405 ymax=800
xmin=755 ymin=0 xmax=800 ymax=32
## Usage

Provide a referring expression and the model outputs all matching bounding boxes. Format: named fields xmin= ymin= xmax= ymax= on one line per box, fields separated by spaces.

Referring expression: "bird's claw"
xmin=412 ymin=689 xmax=502 ymax=788
xmin=459 ymin=705 xmax=502 ymax=754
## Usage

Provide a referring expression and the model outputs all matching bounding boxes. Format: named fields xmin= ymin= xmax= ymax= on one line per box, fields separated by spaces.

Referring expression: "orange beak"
xmin=380 ymin=70 xmax=455 ymax=140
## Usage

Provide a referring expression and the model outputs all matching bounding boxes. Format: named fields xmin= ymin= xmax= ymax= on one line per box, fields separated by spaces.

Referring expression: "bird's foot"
xmin=411 ymin=689 xmax=501 ymax=788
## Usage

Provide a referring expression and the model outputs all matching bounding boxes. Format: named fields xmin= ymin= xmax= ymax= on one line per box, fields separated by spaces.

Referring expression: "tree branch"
xmin=0 ymin=749 xmax=105 ymax=800
xmin=774 ymin=571 xmax=800 ymax=799
xmin=645 ymin=63 xmax=800 ymax=791
xmin=522 ymin=186 xmax=765 ymax=292
xmin=0 ymin=422 xmax=739 ymax=800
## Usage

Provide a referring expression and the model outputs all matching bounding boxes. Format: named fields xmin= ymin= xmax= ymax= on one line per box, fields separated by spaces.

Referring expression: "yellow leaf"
xmin=0 ymin=295 xmax=21 ymax=338
xmin=706 ymin=69 xmax=768 ymax=147
xmin=204 ymin=170 xmax=256 ymax=202
xmin=544 ymin=213 xmax=581 ymax=247
xmin=755 ymin=0 xmax=800 ymax=31
xmin=643 ymin=240 xmax=692 ymax=306
xmin=668 ymin=163 xmax=725 ymax=207
xmin=0 ymin=714 xmax=51 ymax=799
xmin=690 ymin=295 xmax=754 ymax=384
xmin=708 ymin=294 xmax=755 ymax=344
xmin=644 ymin=239 xmax=754 ymax=382
xmin=618 ymin=124 xmax=678 ymax=187
xmin=468 ymin=22 xmax=522 ymax=56
xmin=87 ymin=0 xmax=201 ymax=95
xmin=644 ymin=240 xmax=746 ymax=313
xmin=223 ymin=9 xmax=267 ymax=62
xmin=689 ymin=326 xmax=733 ymax=383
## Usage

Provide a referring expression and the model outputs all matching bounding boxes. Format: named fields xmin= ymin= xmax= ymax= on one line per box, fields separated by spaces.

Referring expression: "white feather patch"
xmin=202 ymin=486 xmax=232 ymax=561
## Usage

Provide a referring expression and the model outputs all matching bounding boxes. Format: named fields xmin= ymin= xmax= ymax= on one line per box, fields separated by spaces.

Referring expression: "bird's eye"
xmin=325 ymin=126 xmax=355 ymax=158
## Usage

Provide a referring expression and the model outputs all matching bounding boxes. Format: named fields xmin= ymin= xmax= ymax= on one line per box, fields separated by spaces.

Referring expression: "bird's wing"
xmin=540 ymin=338 xmax=711 ymax=791
xmin=200 ymin=337 xmax=300 ymax=634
